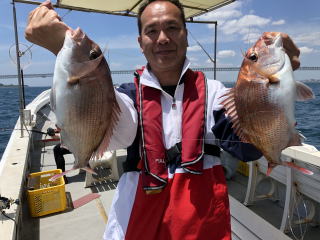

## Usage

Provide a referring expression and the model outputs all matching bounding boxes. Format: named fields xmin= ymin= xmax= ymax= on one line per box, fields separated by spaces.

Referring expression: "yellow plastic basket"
xmin=27 ymin=169 xmax=67 ymax=217
xmin=237 ymin=161 xmax=249 ymax=177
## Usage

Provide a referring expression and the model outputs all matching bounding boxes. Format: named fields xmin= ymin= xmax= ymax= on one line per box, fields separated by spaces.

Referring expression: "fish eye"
xmin=249 ymin=53 xmax=258 ymax=62
xmin=89 ymin=50 xmax=99 ymax=60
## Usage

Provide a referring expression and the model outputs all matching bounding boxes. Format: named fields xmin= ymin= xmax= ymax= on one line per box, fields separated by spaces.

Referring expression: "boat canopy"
xmin=14 ymin=0 xmax=235 ymax=19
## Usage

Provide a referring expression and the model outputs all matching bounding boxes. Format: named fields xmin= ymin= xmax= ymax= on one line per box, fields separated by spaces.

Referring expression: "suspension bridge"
xmin=0 ymin=66 xmax=319 ymax=79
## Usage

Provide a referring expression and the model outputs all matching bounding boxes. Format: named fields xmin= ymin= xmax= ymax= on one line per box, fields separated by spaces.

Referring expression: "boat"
xmin=1 ymin=1 xmax=320 ymax=240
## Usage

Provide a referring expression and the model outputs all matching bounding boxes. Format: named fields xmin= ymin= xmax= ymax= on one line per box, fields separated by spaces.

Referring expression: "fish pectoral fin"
xmin=282 ymin=161 xmax=313 ymax=175
xmin=296 ymin=81 xmax=315 ymax=101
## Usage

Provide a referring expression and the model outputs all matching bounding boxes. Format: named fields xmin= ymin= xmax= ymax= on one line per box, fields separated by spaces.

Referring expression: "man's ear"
xmin=138 ymin=36 xmax=144 ymax=53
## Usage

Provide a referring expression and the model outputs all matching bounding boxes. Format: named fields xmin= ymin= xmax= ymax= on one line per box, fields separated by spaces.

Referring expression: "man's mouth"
xmin=155 ymin=50 xmax=175 ymax=56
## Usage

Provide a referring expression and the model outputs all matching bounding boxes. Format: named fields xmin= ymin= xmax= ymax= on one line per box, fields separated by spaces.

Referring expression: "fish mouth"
xmin=69 ymin=27 xmax=85 ymax=43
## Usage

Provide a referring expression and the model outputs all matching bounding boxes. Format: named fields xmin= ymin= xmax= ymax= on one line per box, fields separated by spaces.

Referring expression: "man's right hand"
xmin=25 ymin=0 xmax=70 ymax=55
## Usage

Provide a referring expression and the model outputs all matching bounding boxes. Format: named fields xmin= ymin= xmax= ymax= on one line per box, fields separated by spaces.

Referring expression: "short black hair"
xmin=137 ymin=0 xmax=186 ymax=35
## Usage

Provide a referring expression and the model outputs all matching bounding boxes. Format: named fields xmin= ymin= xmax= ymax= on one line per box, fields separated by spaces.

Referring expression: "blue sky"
xmin=1 ymin=0 xmax=319 ymax=86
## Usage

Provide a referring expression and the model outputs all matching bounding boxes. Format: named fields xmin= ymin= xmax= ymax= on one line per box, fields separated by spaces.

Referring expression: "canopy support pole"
xmin=12 ymin=0 xmax=25 ymax=138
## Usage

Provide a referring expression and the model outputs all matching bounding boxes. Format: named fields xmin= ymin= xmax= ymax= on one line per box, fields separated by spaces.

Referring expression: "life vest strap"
xmin=166 ymin=142 xmax=220 ymax=163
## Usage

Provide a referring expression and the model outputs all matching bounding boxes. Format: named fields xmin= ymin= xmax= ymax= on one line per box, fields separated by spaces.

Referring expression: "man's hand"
xmin=262 ymin=32 xmax=300 ymax=70
xmin=25 ymin=0 xmax=70 ymax=55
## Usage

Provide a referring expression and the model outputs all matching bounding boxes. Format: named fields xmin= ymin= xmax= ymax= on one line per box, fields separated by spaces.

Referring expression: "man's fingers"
xmin=40 ymin=0 xmax=53 ymax=9
xmin=263 ymin=32 xmax=301 ymax=71
xmin=280 ymin=33 xmax=300 ymax=70
xmin=49 ymin=10 xmax=62 ymax=21
xmin=281 ymin=33 xmax=300 ymax=57
xmin=289 ymin=56 xmax=300 ymax=71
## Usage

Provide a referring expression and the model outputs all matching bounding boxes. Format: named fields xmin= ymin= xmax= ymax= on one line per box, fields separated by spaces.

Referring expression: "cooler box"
xmin=27 ymin=169 xmax=67 ymax=217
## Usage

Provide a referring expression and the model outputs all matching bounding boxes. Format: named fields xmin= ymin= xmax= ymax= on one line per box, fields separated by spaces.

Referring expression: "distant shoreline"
xmin=0 ymin=79 xmax=319 ymax=88
xmin=0 ymin=84 xmax=29 ymax=88
xmin=0 ymin=84 xmax=51 ymax=88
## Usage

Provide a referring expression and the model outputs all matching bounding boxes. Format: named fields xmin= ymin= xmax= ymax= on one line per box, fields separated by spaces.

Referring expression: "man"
xmin=25 ymin=1 xmax=301 ymax=239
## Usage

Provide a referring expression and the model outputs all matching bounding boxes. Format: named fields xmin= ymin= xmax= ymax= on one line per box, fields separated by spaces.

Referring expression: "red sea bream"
xmin=50 ymin=28 xmax=120 ymax=177
xmin=221 ymin=33 xmax=315 ymax=175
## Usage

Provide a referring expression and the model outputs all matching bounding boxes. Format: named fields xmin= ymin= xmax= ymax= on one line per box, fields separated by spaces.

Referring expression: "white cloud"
xmin=198 ymin=9 xmax=242 ymax=25
xmin=221 ymin=15 xmax=271 ymax=35
xmin=197 ymin=1 xmax=243 ymax=23
xmin=299 ymin=46 xmax=315 ymax=54
xmin=294 ymin=32 xmax=320 ymax=46
xmin=187 ymin=56 xmax=199 ymax=62
xmin=218 ymin=50 xmax=236 ymax=58
xmin=272 ymin=19 xmax=285 ymax=25
xmin=187 ymin=45 xmax=202 ymax=52
xmin=242 ymin=32 xmax=261 ymax=44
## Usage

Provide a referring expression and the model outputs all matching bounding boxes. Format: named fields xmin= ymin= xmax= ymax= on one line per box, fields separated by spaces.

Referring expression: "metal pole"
xmin=21 ymin=69 xmax=26 ymax=109
xmin=214 ymin=22 xmax=217 ymax=80
xmin=12 ymin=0 xmax=25 ymax=137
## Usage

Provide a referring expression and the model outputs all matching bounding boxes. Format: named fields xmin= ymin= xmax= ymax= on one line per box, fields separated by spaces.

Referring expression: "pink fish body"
xmin=221 ymin=33 xmax=315 ymax=174
xmin=50 ymin=28 xmax=120 ymax=174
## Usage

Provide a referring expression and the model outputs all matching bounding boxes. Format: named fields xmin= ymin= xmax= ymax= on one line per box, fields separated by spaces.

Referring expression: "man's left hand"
xmin=262 ymin=32 xmax=300 ymax=70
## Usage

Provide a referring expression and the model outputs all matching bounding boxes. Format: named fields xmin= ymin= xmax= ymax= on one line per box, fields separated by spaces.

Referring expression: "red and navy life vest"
xmin=134 ymin=68 xmax=208 ymax=191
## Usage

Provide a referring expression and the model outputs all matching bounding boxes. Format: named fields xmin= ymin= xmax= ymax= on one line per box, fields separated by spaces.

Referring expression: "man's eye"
xmin=168 ymin=26 xmax=178 ymax=31
xmin=146 ymin=29 xmax=157 ymax=35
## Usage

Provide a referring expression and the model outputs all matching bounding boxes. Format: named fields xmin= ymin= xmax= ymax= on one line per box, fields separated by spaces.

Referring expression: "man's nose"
xmin=157 ymin=30 xmax=169 ymax=44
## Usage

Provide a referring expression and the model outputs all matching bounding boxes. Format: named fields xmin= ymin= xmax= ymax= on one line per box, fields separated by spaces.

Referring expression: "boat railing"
xmin=243 ymin=144 xmax=320 ymax=233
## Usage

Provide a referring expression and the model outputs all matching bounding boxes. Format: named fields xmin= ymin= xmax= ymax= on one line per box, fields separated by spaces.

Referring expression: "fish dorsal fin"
xmin=91 ymin=100 xmax=121 ymax=160
xmin=220 ymin=89 xmax=249 ymax=143
xmin=296 ymin=81 xmax=315 ymax=101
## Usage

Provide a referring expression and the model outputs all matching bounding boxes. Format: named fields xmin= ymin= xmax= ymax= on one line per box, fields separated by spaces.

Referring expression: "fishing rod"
xmin=188 ymin=29 xmax=216 ymax=64
xmin=0 ymin=127 xmax=56 ymax=136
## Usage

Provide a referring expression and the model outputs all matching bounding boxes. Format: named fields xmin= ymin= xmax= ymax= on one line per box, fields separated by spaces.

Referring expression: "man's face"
xmin=138 ymin=1 xmax=188 ymax=73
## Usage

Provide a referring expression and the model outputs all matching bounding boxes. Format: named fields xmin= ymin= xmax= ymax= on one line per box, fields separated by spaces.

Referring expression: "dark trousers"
xmin=53 ymin=143 xmax=71 ymax=172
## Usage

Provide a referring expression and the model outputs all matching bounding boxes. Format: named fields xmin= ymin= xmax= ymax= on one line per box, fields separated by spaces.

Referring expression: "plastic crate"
xmin=237 ymin=161 xmax=249 ymax=177
xmin=27 ymin=169 xmax=67 ymax=217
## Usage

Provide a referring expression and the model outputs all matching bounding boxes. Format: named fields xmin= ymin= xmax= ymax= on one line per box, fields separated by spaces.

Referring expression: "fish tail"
xmin=282 ymin=161 xmax=313 ymax=175
xmin=49 ymin=169 xmax=74 ymax=182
